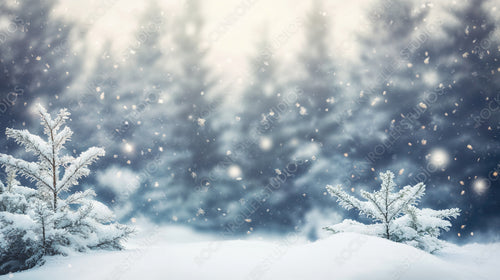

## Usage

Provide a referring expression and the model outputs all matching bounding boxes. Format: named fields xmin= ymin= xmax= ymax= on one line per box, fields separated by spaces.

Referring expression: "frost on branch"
xmin=0 ymin=104 xmax=132 ymax=274
xmin=324 ymin=170 xmax=460 ymax=253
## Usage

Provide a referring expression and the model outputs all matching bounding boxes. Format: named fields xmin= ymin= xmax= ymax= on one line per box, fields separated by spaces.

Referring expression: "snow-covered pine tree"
xmin=0 ymin=169 xmax=41 ymax=274
xmin=324 ymin=170 xmax=460 ymax=253
xmin=0 ymin=104 xmax=132 ymax=274
xmin=0 ymin=104 xmax=104 ymax=212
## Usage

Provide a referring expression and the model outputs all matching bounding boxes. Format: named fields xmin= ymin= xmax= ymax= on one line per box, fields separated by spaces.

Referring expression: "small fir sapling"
xmin=324 ymin=170 xmax=460 ymax=253
xmin=0 ymin=104 xmax=132 ymax=274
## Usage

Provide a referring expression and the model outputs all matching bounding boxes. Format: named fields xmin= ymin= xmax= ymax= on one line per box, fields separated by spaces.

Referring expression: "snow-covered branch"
xmin=57 ymin=147 xmax=105 ymax=192
xmin=326 ymin=184 xmax=363 ymax=211
xmin=6 ymin=128 xmax=52 ymax=164
xmin=0 ymin=154 xmax=53 ymax=191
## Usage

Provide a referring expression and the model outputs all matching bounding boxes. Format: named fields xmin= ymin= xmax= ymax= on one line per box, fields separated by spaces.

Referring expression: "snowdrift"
xmin=2 ymin=232 xmax=499 ymax=280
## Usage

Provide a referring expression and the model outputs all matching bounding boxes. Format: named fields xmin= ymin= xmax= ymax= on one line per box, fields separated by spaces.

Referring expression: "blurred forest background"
xmin=0 ymin=0 xmax=499 ymax=243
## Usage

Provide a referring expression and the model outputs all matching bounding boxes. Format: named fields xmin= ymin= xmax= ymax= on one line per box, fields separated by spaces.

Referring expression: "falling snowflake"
xmin=299 ymin=106 xmax=307 ymax=115
xmin=429 ymin=149 xmax=449 ymax=167
xmin=472 ymin=178 xmax=489 ymax=195
xmin=259 ymin=137 xmax=273 ymax=151
xmin=228 ymin=165 xmax=242 ymax=179
xmin=197 ymin=118 xmax=206 ymax=127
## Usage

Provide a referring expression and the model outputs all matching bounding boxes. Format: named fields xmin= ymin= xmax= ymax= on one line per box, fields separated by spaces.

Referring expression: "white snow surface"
xmin=2 ymin=226 xmax=499 ymax=280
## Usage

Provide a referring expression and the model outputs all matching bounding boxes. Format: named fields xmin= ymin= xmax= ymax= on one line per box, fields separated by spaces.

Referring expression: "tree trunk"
xmin=50 ymin=126 xmax=57 ymax=212
xmin=53 ymin=191 xmax=57 ymax=212
xmin=41 ymin=217 xmax=46 ymax=255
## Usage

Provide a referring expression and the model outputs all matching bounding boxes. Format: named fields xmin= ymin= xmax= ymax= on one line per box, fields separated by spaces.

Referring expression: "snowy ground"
xmin=2 ymin=226 xmax=499 ymax=280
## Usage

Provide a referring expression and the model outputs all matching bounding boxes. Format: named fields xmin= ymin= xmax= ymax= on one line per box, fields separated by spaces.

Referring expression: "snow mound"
xmin=2 ymin=232 xmax=499 ymax=280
